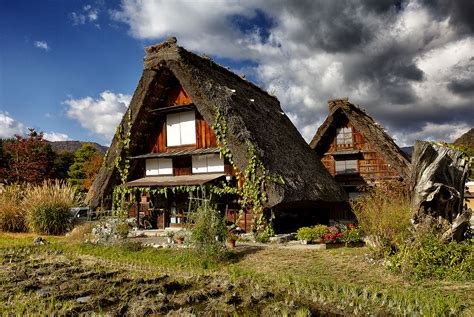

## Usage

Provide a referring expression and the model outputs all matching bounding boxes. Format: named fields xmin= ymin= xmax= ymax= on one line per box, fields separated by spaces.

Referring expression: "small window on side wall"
xmin=146 ymin=158 xmax=173 ymax=176
xmin=192 ymin=154 xmax=224 ymax=173
xmin=335 ymin=159 xmax=357 ymax=174
xmin=336 ymin=127 xmax=352 ymax=145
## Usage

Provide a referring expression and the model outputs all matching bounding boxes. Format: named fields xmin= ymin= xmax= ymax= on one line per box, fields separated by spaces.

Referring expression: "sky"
xmin=0 ymin=0 xmax=473 ymax=147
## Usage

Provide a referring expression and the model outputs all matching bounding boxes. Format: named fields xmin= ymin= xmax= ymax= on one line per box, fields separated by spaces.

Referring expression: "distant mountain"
xmin=453 ymin=128 xmax=474 ymax=149
xmin=47 ymin=141 xmax=108 ymax=154
xmin=401 ymin=146 xmax=414 ymax=157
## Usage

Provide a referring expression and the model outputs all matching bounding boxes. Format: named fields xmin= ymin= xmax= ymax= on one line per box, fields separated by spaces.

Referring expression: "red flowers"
xmin=323 ymin=231 xmax=345 ymax=243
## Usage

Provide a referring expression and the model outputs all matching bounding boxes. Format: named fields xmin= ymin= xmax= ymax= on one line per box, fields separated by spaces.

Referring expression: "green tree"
xmin=52 ymin=151 xmax=75 ymax=180
xmin=67 ymin=143 xmax=98 ymax=190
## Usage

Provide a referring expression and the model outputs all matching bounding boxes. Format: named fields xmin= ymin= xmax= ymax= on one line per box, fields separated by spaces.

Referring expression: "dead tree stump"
xmin=410 ymin=141 xmax=471 ymax=241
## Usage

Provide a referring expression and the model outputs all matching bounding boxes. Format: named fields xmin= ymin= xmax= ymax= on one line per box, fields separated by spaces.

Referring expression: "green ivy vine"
xmin=212 ymin=109 xmax=284 ymax=236
xmin=108 ymin=104 xmax=285 ymax=238
xmin=112 ymin=108 xmax=133 ymax=211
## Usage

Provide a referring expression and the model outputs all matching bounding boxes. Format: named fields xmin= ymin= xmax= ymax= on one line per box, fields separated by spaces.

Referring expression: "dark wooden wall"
xmin=149 ymin=85 xmax=218 ymax=153
xmin=319 ymin=119 xmax=400 ymax=186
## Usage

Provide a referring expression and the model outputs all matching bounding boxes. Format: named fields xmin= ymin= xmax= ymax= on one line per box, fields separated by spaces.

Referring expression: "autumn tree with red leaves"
xmin=1 ymin=129 xmax=55 ymax=184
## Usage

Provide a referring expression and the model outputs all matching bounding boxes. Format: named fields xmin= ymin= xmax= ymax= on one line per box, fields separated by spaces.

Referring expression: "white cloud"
xmin=392 ymin=122 xmax=471 ymax=147
xmin=0 ymin=112 xmax=24 ymax=138
xmin=64 ymin=91 xmax=132 ymax=141
xmin=70 ymin=4 xmax=100 ymax=26
xmin=110 ymin=0 xmax=262 ymax=59
xmin=111 ymin=0 xmax=474 ymax=146
xmin=43 ymin=132 xmax=69 ymax=142
xmin=70 ymin=12 xmax=86 ymax=25
xmin=34 ymin=41 xmax=50 ymax=51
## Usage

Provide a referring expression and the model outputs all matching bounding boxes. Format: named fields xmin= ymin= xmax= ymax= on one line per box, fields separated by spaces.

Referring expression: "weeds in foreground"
xmin=64 ymin=222 xmax=94 ymax=243
xmin=188 ymin=201 xmax=229 ymax=265
xmin=351 ymin=181 xmax=411 ymax=255
xmin=387 ymin=223 xmax=474 ymax=281
xmin=1 ymin=233 xmax=471 ymax=316
xmin=23 ymin=180 xmax=80 ymax=235
xmin=0 ymin=184 xmax=27 ymax=232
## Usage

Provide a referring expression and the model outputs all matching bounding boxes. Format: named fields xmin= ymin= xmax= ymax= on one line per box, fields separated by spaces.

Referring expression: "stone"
xmin=269 ymin=233 xmax=296 ymax=244
xmin=76 ymin=296 xmax=91 ymax=304
xmin=33 ymin=237 xmax=48 ymax=245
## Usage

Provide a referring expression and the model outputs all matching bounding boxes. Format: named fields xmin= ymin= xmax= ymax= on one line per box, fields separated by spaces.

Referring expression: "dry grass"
xmin=0 ymin=184 xmax=27 ymax=232
xmin=23 ymin=180 xmax=80 ymax=234
xmin=234 ymin=246 xmax=407 ymax=287
xmin=1 ymin=232 xmax=472 ymax=315
xmin=64 ymin=222 xmax=94 ymax=243
xmin=351 ymin=181 xmax=412 ymax=250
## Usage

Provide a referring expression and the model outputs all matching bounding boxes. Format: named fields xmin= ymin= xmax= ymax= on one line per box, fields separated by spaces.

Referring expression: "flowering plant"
xmin=323 ymin=232 xmax=345 ymax=243
xmin=343 ymin=224 xmax=362 ymax=243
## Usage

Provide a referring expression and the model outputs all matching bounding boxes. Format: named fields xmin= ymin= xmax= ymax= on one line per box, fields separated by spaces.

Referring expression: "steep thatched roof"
xmin=309 ymin=98 xmax=411 ymax=179
xmin=88 ymin=38 xmax=347 ymax=209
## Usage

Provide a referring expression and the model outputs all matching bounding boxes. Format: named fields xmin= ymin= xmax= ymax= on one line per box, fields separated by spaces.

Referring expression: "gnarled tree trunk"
xmin=410 ymin=141 xmax=471 ymax=241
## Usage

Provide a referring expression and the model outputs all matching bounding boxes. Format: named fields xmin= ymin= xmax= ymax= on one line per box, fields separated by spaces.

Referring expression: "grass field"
xmin=1 ymin=232 xmax=472 ymax=315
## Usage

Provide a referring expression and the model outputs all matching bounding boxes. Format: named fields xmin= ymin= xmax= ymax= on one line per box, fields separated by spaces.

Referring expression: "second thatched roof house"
xmin=309 ymin=98 xmax=411 ymax=200
xmin=88 ymin=38 xmax=347 ymax=233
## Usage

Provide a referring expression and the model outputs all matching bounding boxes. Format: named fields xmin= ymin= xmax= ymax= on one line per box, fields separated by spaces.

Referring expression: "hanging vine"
xmin=112 ymin=108 xmax=133 ymax=211
xmin=211 ymin=108 xmax=284 ymax=236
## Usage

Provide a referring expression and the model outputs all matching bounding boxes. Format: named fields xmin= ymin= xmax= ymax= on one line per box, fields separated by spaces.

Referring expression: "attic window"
xmin=335 ymin=159 xmax=357 ymax=174
xmin=336 ymin=127 xmax=352 ymax=145
xmin=166 ymin=111 xmax=196 ymax=146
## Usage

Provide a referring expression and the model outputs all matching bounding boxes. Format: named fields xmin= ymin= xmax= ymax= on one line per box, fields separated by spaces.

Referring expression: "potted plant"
xmin=312 ymin=224 xmax=330 ymax=243
xmin=296 ymin=227 xmax=313 ymax=244
xmin=295 ymin=225 xmax=330 ymax=244
xmin=175 ymin=231 xmax=185 ymax=244
xmin=343 ymin=224 xmax=364 ymax=247
xmin=166 ymin=230 xmax=174 ymax=244
xmin=226 ymin=233 xmax=238 ymax=249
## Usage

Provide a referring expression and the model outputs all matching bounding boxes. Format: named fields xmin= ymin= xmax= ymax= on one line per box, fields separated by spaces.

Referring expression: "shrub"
xmin=255 ymin=231 xmax=270 ymax=243
xmin=296 ymin=226 xmax=318 ymax=242
xmin=90 ymin=217 xmax=130 ymax=244
xmin=313 ymin=224 xmax=330 ymax=239
xmin=189 ymin=203 xmax=228 ymax=261
xmin=387 ymin=225 xmax=474 ymax=280
xmin=351 ymin=181 xmax=411 ymax=254
xmin=296 ymin=225 xmax=330 ymax=242
xmin=23 ymin=180 xmax=79 ymax=235
xmin=0 ymin=184 xmax=27 ymax=232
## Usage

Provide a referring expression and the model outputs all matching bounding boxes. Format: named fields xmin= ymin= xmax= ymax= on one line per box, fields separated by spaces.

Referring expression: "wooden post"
xmin=135 ymin=190 xmax=141 ymax=227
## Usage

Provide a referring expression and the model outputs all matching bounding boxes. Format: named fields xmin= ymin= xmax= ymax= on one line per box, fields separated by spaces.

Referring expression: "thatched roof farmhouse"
xmin=88 ymin=38 xmax=347 ymax=231
xmin=309 ymin=98 xmax=411 ymax=197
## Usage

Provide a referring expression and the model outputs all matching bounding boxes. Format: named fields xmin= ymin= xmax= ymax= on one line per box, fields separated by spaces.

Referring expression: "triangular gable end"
xmin=309 ymin=99 xmax=411 ymax=183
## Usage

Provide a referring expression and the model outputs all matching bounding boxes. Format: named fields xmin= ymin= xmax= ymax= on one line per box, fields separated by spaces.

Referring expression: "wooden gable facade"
xmin=147 ymin=85 xmax=218 ymax=154
xmin=129 ymin=82 xmax=234 ymax=181
xmin=310 ymin=99 xmax=411 ymax=196
xmin=126 ymin=79 xmax=248 ymax=230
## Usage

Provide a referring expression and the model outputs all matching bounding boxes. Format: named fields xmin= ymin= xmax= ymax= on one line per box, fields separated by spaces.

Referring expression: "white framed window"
xmin=335 ymin=160 xmax=357 ymax=174
xmin=192 ymin=154 xmax=224 ymax=173
xmin=146 ymin=158 xmax=173 ymax=176
xmin=336 ymin=127 xmax=352 ymax=145
xmin=166 ymin=111 xmax=196 ymax=146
